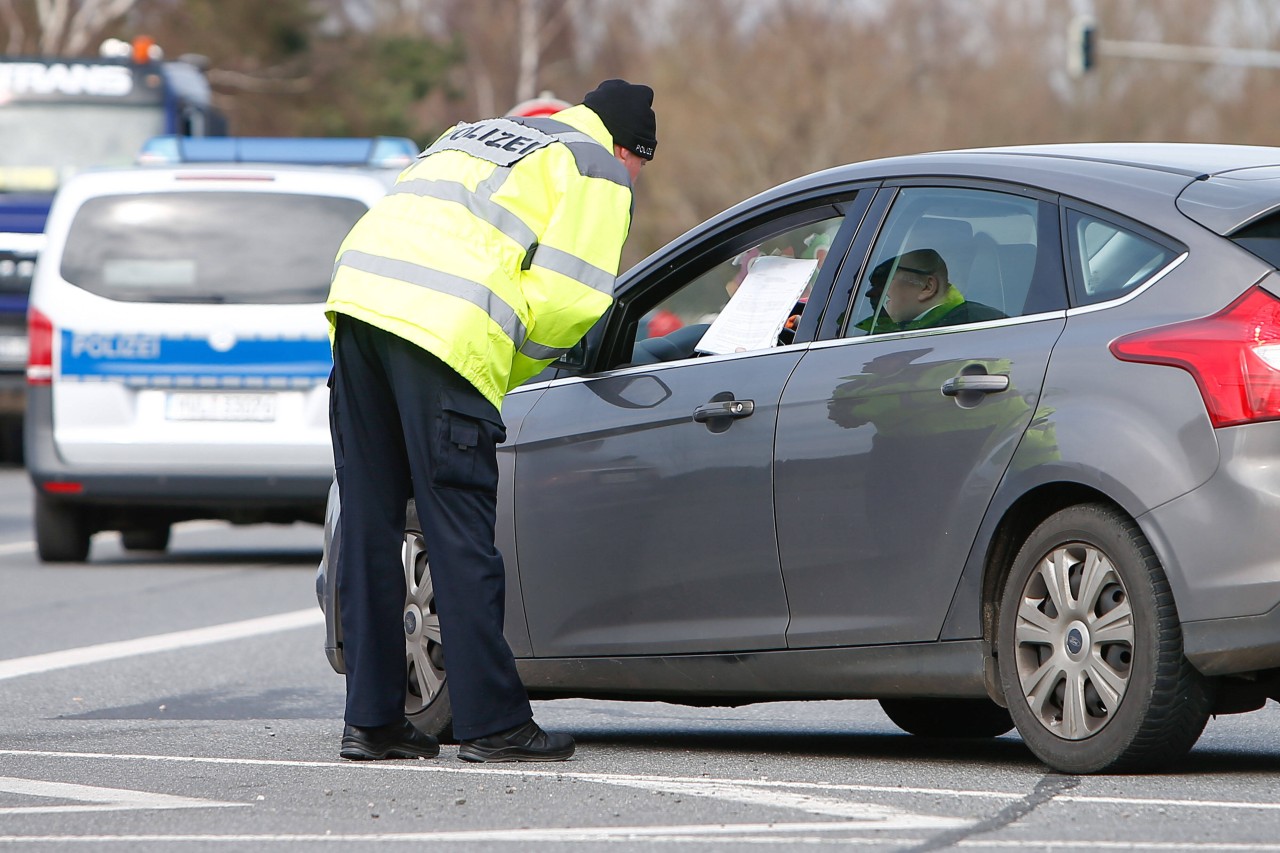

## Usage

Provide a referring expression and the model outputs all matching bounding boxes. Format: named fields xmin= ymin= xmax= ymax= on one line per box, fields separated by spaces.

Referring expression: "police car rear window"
xmin=59 ymin=191 xmax=367 ymax=303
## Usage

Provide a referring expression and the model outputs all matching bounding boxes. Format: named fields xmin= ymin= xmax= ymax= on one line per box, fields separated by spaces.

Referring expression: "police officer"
xmin=326 ymin=80 xmax=657 ymax=762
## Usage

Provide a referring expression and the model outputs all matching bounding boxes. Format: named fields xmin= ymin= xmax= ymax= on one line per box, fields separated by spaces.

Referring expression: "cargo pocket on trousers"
xmin=432 ymin=410 xmax=500 ymax=492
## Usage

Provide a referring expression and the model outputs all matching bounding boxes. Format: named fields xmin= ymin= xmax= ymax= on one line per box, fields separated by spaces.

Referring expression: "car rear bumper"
xmin=1182 ymin=605 xmax=1280 ymax=676
xmin=25 ymin=385 xmax=331 ymax=521
xmin=1142 ymin=423 xmax=1280 ymax=675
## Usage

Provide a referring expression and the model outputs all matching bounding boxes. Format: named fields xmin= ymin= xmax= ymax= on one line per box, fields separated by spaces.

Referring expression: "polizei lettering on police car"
xmin=70 ymin=333 xmax=161 ymax=360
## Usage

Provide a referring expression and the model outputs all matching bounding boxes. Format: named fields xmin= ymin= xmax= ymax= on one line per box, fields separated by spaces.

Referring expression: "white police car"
xmin=25 ymin=136 xmax=414 ymax=561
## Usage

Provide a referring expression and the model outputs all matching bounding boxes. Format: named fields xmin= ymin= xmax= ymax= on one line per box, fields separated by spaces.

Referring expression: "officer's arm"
xmin=506 ymin=169 xmax=632 ymax=390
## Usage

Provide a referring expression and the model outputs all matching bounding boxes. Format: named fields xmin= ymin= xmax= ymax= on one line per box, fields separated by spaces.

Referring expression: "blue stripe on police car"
xmin=59 ymin=330 xmax=332 ymax=383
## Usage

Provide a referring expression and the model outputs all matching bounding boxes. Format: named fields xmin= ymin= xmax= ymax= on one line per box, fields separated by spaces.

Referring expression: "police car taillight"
xmin=27 ymin=307 xmax=53 ymax=385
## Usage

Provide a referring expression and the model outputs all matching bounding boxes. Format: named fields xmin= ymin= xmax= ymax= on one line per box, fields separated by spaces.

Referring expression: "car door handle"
xmin=693 ymin=399 xmax=755 ymax=422
xmin=941 ymin=375 xmax=1010 ymax=396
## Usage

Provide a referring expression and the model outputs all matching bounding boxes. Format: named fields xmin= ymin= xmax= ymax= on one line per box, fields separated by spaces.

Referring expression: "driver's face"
xmin=867 ymin=271 xmax=925 ymax=319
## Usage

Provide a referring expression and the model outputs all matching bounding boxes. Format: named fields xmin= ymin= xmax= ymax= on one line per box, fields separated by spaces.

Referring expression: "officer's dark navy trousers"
xmin=329 ymin=315 xmax=532 ymax=741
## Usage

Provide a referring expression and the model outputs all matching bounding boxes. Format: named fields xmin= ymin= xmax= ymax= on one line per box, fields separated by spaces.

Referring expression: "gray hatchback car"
xmin=318 ymin=143 xmax=1280 ymax=774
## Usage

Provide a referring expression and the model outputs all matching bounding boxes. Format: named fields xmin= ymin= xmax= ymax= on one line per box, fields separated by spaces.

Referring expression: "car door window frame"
xmin=819 ymin=180 xmax=1069 ymax=342
xmin=1059 ymin=199 xmax=1186 ymax=310
xmin=581 ymin=187 xmax=876 ymax=374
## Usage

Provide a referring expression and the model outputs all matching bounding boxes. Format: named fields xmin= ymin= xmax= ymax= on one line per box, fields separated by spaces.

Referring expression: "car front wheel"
xmin=997 ymin=503 xmax=1212 ymax=773
xmin=402 ymin=500 xmax=454 ymax=742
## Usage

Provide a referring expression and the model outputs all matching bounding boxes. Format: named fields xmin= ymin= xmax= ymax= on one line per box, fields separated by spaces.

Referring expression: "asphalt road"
xmin=2 ymin=466 xmax=1280 ymax=852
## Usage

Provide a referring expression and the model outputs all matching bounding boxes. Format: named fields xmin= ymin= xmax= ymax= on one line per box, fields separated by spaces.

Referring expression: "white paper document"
xmin=695 ymin=255 xmax=817 ymax=355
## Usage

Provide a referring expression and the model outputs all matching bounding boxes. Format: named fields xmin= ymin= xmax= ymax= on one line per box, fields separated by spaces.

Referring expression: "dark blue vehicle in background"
xmin=0 ymin=37 xmax=225 ymax=460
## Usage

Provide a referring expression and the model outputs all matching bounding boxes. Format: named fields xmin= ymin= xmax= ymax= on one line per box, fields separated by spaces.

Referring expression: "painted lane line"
xmin=0 ymin=539 xmax=33 ymax=555
xmin=0 ymin=777 xmax=245 ymax=815
xmin=0 ymin=608 xmax=324 ymax=681
xmin=2 ymin=833 xmax=1280 ymax=849
xmin=0 ymin=825 xmax=936 ymax=844
xmin=593 ymin=775 xmax=969 ymax=828
xmin=4 ymin=750 xmax=1280 ymax=817
xmin=0 ymin=748 xmax=1023 ymax=801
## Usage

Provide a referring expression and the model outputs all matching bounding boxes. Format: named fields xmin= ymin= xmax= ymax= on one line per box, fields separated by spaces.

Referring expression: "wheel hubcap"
xmin=1012 ymin=543 xmax=1134 ymax=740
xmin=402 ymin=529 xmax=445 ymax=714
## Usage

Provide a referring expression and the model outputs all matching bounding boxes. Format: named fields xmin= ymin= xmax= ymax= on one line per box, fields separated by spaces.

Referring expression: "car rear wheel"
xmin=122 ymin=526 xmax=171 ymax=552
xmin=879 ymin=698 xmax=1014 ymax=738
xmin=997 ymin=503 xmax=1212 ymax=773
xmin=402 ymin=500 xmax=454 ymax=742
xmin=35 ymin=492 xmax=90 ymax=563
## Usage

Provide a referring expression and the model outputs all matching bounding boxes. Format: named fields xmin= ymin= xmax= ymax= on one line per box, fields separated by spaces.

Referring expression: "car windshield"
xmin=0 ymin=103 xmax=167 ymax=190
xmin=59 ymin=190 xmax=367 ymax=304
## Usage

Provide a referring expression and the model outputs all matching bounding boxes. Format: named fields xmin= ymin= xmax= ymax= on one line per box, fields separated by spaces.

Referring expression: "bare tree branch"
xmin=0 ymin=0 xmax=26 ymax=54
xmin=64 ymin=0 xmax=139 ymax=55
xmin=36 ymin=0 xmax=69 ymax=53
xmin=516 ymin=0 xmax=538 ymax=103
xmin=205 ymin=67 xmax=312 ymax=94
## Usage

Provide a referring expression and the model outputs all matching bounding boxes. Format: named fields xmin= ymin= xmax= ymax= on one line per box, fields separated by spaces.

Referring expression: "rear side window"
xmin=1066 ymin=209 xmax=1180 ymax=306
xmin=59 ymin=191 xmax=367 ymax=304
xmin=843 ymin=186 xmax=1065 ymax=338
xmin=1231 ymin=213 xmax=1280 ymax=269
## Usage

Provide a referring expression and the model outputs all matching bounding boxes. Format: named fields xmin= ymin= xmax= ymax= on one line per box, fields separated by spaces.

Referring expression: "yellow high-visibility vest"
xmin=326 ymin=104 xmax=632 ymax=409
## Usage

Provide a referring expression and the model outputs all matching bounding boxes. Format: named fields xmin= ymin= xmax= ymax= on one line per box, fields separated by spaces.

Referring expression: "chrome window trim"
xmin=1065 ymin=251 xmax=1189 ymax=316
xmin=809 ymin=309 xmax=1069 ymax=351
xmin=528 ymin=340 xmax=812 ymax=390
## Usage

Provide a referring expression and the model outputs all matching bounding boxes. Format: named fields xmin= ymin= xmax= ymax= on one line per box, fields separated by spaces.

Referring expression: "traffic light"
xmin=1068 ymin=15 xmax=1098 ymax=76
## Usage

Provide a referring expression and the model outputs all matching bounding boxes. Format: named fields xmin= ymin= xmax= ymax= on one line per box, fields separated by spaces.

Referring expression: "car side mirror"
xmin=555 ymin=339 xmax=589 ymax=372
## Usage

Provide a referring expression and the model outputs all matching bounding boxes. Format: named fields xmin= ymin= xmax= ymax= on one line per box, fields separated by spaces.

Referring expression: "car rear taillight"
xmin=1110 ymin=285 xmax=1280 ymax=428
xmin=27 ymin=307 xmax=53 ymax=386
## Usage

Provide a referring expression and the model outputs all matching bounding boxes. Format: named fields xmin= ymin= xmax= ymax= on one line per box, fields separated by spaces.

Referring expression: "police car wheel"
xmin=402 ymin=500 xmax=455 ymax=742
xmin=878 ymin=698 xmax=1013 ymax=738
xmin=997 ymin=503 xmax=1212 ymax=773
xmin=35 ymin=492 xmax=91 ymax=563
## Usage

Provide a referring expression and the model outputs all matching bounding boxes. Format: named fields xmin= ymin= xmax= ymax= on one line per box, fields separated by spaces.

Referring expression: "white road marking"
xmin=593 ymin=775 xmax=969 ymax=828
xmin=0 ymin=608 xmax=324 ymax=681
xmin=2 ymin=752 xmax=1278 ymax=847
xmin=0 ymin=539 xmax=33 ymax=555
xmin=0 ymin=748 xmax=1022 ymax=800
xmin=0 ymin=777 xmax=245 ymax=815
xmin=1 ymin=832 xmax=1280 ymax=849
xmin=4 ymin=750 xmax=1280 ymax=816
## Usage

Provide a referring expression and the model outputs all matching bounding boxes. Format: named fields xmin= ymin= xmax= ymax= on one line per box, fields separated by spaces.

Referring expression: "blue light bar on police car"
xmin=138 ymin=136 xmax=419 ymax=168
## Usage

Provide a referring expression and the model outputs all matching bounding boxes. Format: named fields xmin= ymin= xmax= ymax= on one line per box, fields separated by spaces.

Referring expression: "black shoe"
xmin=340 ymin=719 xmax=439 ymax=760
xmin=457 ymin=720 xmax=575 ymax=763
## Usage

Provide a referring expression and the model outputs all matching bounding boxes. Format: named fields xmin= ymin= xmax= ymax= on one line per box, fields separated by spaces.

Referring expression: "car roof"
xmin=961 ymin=142 xmax=1280 ymax=177
xmin=632 ymin=143 xmax=1280 ymax=279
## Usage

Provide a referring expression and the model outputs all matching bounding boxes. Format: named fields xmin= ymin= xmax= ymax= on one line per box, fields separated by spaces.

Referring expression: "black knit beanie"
xmin=583 ymin=79 xmax=657 ymax=160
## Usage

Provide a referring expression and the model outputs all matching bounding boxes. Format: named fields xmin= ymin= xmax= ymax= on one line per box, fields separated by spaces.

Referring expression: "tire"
xmin=402 ymin=500 xmax=455 ymax=742
xmin=35 ymin=492 xmax=91 ymax=563
xmin=880 ymin=698 xmax=1014 ymax=738
xmin=122 ymin=526 xmax=171 ymax=552
xmin=997 ymin=503 xmax=1212 ymax=774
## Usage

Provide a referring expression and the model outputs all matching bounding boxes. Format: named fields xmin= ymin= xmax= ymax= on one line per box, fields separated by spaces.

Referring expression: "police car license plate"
xmin=165 ymin=392 xmax=277 ymax=422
